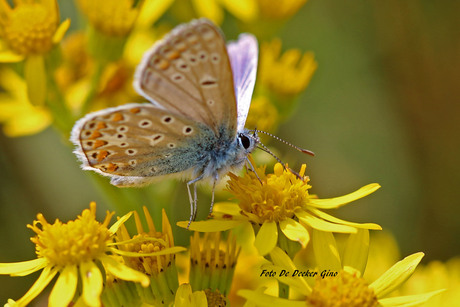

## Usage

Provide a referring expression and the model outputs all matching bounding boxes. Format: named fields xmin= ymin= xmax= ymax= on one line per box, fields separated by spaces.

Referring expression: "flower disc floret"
xmin=28 ymin=208 xmax=114 ymax=267
xmin=228 ymin=163 xmax=310 ymax=223
xmin=308 ymin=270 xmax=378 ymax=307
xmin=0 ymin=1 xmax=63 ymax=55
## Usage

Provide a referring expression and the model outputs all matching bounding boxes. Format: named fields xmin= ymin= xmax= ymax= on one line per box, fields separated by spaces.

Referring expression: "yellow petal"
xmin=0 ymin=258 xmax=47 ymax=276
xmin=2 ymin=107 xmax=52 ymax=137
xmin=221 ymin=0 xmax=258 ymax=22
xmin=111 ymin=246 xmax=186 ymax=257
xmin=378 ymin=289 xmax=445 ymax=306
xmin=192 ymin=0 xmax=223 ymax=25
xmin=308 ymin=208 xmax=382 ymax=230
xmin=16 ymin=266 xmax=59 ymax=307
xmin=269 ymin=247 xmax=312 ymax=295
xmin=213 ymin=202 xmax=244 ymax=217
xmin=309 ymin=183 xmax=381 ymax=209
xmin=342 ymin=229 xmax=369 ymax=276
xmin=254 ymin=221 xmax=278 ymax=256
xmin=279 ymin=218 xmax=310 ymax=248
xmin=295 ymin=210 xmax=358 ymax=233
xmin=135 ymin=0 xmax=174 ymax=28
xmin=52 ymin=19 xmax=71 ymax=44
xmin=80 ymin=261 xmax=103 ymax=307
xmin=24 ymin=55 xmax=47 ymax=106
xmin=312 ymin=229 xmax=342 ymax=271
xmin=370 ymin=252 xmax=424 ymax=298
xmin=49 ymin=265 xmax=78 ymax=307
xmin=108 ymin=211 xmax=132 ymax=234
xmin=176 ymin=219 xmax=245 ymax=231
xmin=0 ymin=50 xmax=24 ymax=63
xmin=100 ymin=255 xmax=149 ymax=287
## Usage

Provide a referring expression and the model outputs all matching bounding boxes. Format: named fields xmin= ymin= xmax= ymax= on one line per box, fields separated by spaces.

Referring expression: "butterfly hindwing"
xmin=134 ymin=19 xmax=238 ymax=136
xmin=71 ymin=103 xmax=212 ymax=183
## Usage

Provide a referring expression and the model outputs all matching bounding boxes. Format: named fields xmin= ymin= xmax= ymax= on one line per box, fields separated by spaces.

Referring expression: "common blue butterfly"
xmin=71 ymin=19 xmax=259 ymax=222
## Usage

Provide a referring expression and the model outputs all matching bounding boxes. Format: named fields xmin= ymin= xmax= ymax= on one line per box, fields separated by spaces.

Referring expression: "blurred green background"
xmin=1 ymin=0 xmax=459 ymax=303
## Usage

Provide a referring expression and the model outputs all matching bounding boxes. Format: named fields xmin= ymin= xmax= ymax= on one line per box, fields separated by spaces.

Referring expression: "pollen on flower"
xmin=0 ymin=2 xmax=59 ymax=55
xmin=227 ymin=163 xmax=311 ymax=224
xmin=307 ymin=270 xmax=379 ymax=307
xmin=116 ymin=207 xmax=176 ymax=275
xmin=27 ymin=202 xmax=114 ymax=267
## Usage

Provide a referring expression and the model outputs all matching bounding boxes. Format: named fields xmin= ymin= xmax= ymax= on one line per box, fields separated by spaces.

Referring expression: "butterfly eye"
xmin=239 ymin=134 xmax=251 ymax=150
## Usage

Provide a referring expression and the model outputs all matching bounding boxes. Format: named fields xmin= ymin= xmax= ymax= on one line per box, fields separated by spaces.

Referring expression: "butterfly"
xmin=70 ymin=19 xmax=259 ymax=222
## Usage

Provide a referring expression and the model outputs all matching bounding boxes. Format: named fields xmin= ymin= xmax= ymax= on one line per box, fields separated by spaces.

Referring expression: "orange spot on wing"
xmin=96 ymin=150 xmax=109 ymax=162
xmin=107 ymin=163 xmax=119 ymax=172
xmin=93 ymin=140 xmax=108 ymax=149
xmin=90 ymin=131 xmax=102 ymax=139
xmin=167 ymin=51 xmax=181 ymax=60
xmin=158 ymin=59 xmax=170 ymax=70
xmin=112 ymin=113 xmax=124 ymax=121
xmin=96 ymin=122 xmax=107 ymax=130
xmin=130 ymin=107 xmax=141 ymax=114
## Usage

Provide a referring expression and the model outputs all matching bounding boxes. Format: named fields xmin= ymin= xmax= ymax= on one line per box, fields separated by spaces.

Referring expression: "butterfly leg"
xmin=208 ymin=174 xmax=218 ymax=217
xmin=186 ymin=173 xmax=204 ymax=228
xmin=245 ymin=157 xmax=263 ymax=184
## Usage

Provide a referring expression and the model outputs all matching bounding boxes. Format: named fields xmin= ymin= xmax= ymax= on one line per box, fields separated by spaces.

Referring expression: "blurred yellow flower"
xmin=0 ymin=68 xmax=52 ymax=137
xmin=0 ymin=202 xmax=149 ymax=307
xmin=398 ymin=257 xmax=460 ymax=306
xmin=259 ymin=39 xmax=317 ymax=99
xmin=0 ymin=0 xmax=69 ymax=57
xmin=179 ymin=162 xmax=381 ymax=256
xmin=245 ymin=95 xmax=280 ymax=133
xmin=239 ymin=230 xmax=444 ymax=306
xmin=0 ymin=0 xmax=70 ymax=106
xmin=191 ymin=0 xmax=258 ymax=25
xmin=174 ymin=284 xmax=208 ymax=307
xmin=256 ymin=0 xmax=308 ymax=20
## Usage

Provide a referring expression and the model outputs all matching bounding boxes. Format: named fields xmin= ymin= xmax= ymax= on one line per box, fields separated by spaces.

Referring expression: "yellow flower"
xmin=174 ymin=284 xmax=208 ymax=307
xmin=259 ymin=39 xmax=317 ymax=99
xmin=190 ymin=0 xmax=258 ymax=25
xmin=76 ymin=0 xmax=140 ymax=37
xmin=239 ymin=230 xmax=444 ymax=306
xmin=189 ymin=232 xmax=240 ymax=297
xmin=245 ymin=95 xmax=280 ymax=133
xmin=112 ymin=207 xmax=186 ymax=306
xmin=0 ymin=0 xmax=69 ymax=57
xmin=0 ymin=67 xmax=52 ymax=136
xmin=0 ymin=202 xmax=149 ymax=307
xmin=179 ymin=162 xmax=381 ymax=256
xmin=365 ymin=232 xmax=460 ymax=306
xmin=0 ymin=0 xmax=70 ymax=106
xmin=256 ymin=0 xmax=308 ymax=20
xmin=398 ymin=257 xmax=460 ymax=306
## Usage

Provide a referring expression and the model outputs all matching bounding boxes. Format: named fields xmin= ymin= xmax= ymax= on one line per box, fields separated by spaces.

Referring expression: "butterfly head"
xmin=237 ymin=129 xmax=259 ymax=156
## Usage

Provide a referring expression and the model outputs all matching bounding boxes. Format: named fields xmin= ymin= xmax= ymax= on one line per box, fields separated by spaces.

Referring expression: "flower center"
xmin=2 ymin=4 xmax=57 ymax=55
xmin=229 ymin=163 xmax=311 ymax=223
xmin=31 ymin=210 xmax=112 ymax=267
xmin=204 ymin=288 xmax=227 ymax=307
xmin=307 ymin=270 xmax=379 ymax=307
xmin=123 ymin=232 xmax=170 ymax=275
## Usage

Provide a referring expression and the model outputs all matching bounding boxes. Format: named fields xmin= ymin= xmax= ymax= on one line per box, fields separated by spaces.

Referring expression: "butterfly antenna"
xmin=256 ymin=142 xmax=303 ymax=179
xmin=252 ymin=129 xmax=315 ymax=156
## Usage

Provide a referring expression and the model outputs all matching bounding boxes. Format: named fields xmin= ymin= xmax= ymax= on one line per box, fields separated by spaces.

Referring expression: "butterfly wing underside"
xmin=227 ymin=34 xmax=258 ymax=131
xmin=71 ymin=103 xmax=211 ymax=186
xmin=134 ymin=19 xmax=238 ymax=136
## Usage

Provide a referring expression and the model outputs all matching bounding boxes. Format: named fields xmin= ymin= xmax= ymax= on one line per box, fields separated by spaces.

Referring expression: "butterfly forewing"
xmin=134 ymin=19 xmax=238 ymax=136
xmin=73 ymin=103 xmax=211 ymax=180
